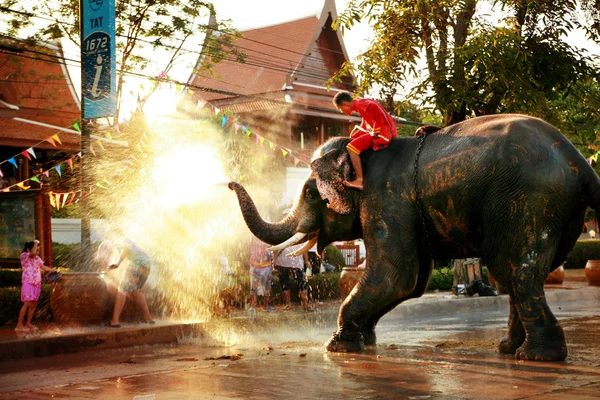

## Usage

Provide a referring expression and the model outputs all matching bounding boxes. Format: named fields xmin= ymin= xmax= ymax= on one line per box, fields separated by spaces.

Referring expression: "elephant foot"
xmin=361 ymin=329 xmax=377 ymax=347
xmin=498 ymin=335 xmax=524 ymax=355
xmin=325 ymin=330 xmax=364 ymax=353
xmin=515 ymin=327 xmax=568 ymax=361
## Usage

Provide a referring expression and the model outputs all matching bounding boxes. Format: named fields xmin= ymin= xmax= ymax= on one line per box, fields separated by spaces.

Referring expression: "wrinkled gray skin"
xmin=229 ymin=114 xmax=600 ymax=361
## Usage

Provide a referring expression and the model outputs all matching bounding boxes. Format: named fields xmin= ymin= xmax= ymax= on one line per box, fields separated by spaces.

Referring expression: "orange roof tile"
xmin=0 ymin=41 xmax=81 ymax=151
xmin=192 ymin=16 xmax=320 ymax=100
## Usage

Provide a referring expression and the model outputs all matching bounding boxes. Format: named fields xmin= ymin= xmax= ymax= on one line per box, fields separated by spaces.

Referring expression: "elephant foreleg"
xmin=360 ymin=258 xmax=434 ymax=347
xmin=326 ymin=254 xmax=421 ymax=353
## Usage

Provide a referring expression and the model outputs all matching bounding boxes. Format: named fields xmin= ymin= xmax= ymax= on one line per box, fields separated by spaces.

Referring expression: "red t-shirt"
xmin=353 ymin=98 xmax=398 ymax=147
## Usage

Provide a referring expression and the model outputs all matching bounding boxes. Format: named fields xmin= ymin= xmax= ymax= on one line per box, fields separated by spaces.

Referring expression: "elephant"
xmin=228 ymin=114 xmax=600 ymax=361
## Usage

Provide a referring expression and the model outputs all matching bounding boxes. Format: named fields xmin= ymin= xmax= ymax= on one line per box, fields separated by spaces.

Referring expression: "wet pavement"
xmin=0 ymin=270 xmax=599 ymax=399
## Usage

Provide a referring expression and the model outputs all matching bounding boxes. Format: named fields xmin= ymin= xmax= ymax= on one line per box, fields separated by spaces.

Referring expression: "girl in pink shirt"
xmin=15 ymin=240 xmax=55 ymax=332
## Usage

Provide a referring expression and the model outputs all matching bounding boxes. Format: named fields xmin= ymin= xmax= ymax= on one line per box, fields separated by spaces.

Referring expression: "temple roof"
xmin=0 ymin=40 xmax=81 ymax=151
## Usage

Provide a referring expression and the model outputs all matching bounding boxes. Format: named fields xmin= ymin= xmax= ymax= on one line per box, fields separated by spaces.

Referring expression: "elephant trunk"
xmin=228 ymin=182 xmax=298 ymax=245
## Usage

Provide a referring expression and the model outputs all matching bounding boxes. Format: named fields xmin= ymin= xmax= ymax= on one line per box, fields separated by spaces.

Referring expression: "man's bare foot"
xmin=343 ymin=179 xmax=364 ymax=190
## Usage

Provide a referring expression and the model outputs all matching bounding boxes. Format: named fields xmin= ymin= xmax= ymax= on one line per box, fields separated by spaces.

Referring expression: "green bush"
xmin=426 ymin=265 xmax=490 ymax=292
xmin=427 ymin=267 xmax=454 ymax=291
xmin=52 ymin=242 xmax=101 ymax=271
xmin=0 ymin=285 xmax=53 ymax=327
xmin=564 ymin=240 xmax=600 ymax=269
xmin=0 ymin=269 xmax=21 ymax=288
xmin=323 ymin=245 xmax=346 ymax=271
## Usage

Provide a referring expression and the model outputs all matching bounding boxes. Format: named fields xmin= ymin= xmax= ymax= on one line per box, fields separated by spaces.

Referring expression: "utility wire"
xmin=1 ymin=6 xmax=344 ymax=80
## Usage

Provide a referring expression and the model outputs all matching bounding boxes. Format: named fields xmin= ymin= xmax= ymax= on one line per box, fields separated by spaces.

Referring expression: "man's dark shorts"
xmin=278 ymin=267 xmax=307 ymax=291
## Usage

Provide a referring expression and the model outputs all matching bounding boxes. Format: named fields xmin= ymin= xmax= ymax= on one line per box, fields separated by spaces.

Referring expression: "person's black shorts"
xmin=277 ymin=267 xmax=307 ymax=291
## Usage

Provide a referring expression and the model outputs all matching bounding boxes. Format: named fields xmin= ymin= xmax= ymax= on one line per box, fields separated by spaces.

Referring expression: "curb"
xmin=389 ymin=286 xmax=600 ymax=319
xmin=0 ymin=323 xmax=205 ymax=361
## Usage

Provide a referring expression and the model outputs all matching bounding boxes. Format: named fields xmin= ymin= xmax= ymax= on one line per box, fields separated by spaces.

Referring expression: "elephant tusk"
xmin=287 ymin=237 xmax=318 ymax=257
xmin=268 ymin=232 xmax=307 ymax=252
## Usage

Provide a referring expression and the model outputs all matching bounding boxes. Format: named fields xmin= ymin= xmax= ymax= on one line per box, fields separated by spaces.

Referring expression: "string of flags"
xmin=588 ymin=151 xmax=600 ymax=166
xmin=0 ymin=133 xmax=64 ymax=179
xmin=186 ymin=90 xmax=311 ymax=167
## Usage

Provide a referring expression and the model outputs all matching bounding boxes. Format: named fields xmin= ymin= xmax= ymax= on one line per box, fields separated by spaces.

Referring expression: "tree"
xmin=0 ymin=0 xmax=243 ymax=121
xmin=333 ymin=0 xmax=599 ymax=129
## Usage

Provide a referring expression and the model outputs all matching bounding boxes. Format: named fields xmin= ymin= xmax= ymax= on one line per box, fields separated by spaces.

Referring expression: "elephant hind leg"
xmin=498 ymin=296 xmax=525 ymax=354
xmin=488 ymin=239 xmax=567 ymax=361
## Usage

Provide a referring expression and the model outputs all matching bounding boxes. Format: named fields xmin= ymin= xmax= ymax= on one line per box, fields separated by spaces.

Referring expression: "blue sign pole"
xmin=81 ymin=0 xmax=116 ymax=118
xmin=79 ymin=0 xmax=115 ymax=255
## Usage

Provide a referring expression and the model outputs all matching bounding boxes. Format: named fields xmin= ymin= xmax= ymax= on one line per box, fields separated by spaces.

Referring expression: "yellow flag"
xmin=49 ymin=192 xmax=56 ymax=208
xmin=52 ymin=134 xmax=62 ymax=145
xmin=16 ymin=182 xmax=30 ymax=190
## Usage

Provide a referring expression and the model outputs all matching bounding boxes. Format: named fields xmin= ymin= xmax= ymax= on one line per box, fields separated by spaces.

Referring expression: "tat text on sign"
xmin=82 ymin=0 xmax=116 ymax=118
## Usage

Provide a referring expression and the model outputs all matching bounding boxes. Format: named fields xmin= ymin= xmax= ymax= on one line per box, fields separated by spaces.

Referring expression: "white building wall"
xmin=51 ymin=218 xmax=109 ymax=244
xmin=282 ymin=167 xmax=311 ymax=206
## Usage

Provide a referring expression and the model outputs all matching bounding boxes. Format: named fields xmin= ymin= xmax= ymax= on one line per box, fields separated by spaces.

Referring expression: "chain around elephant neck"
xmin=413 ymin=132 xmax=434 ymax=258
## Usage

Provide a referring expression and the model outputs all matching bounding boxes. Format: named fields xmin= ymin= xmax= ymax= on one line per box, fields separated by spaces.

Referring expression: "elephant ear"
xmin=310 ymin=148 xmax=354 ymax=215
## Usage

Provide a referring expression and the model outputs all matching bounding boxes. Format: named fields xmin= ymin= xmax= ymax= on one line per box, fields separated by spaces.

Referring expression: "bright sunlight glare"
xmin=153 ymin=145 xmax=229 ymax=207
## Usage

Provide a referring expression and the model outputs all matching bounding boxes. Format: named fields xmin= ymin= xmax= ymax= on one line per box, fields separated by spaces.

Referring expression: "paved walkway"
xmin=0 ymin=269 xmax=596 ymax=361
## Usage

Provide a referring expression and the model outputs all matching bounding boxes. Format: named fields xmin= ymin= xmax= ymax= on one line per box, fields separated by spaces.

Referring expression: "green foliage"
xmin=229 ymin=272 xmax=341 ymax=304
xmin=52 ymin=242 xmax=100 ymax=271
xmin=333 ymin=0 xmax=600 ymax=129
xmin=564 ymin=240 xmax=600 ymax=269
xmin=427 ymin=267 xmax=455 ymax=291
xmin=323 ymin=245 xmax=346 ymax=271
xmin=0 ymin=285 xmax=53 ymax=327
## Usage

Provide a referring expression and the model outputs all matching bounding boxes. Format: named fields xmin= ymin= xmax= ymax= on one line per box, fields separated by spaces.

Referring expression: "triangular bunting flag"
xmin=95 ymin=182 xmax=107 ymax=189
xmin=77 ymin=152 xmax=82 ymax=158
xmin=8 ymin=158 xmax=17 ymax=168
xmin=246 ymin=129 xmax=252 ymax=138
xmin=105 ymin=131 xmax=113 ymax=140
xmin=49 ymin=192 xmax=56 ymax=208
xmin=293 ymin=157 xmax=300 ymax=166
xmin=55 ymin=165 xmax=62 ymax=177
xmin=90 ymin=143 xmax=96 ymax=156
xmin=256 ymin=134 xmax=261 ymax=144
xmin=55 ymin=193 xmax=61 ymax=210
xmin=234 ymin=123 xmax=240 ymax=133
xmin=242 ymin=125 xmax=247 ymax=133
xmin=269 ymin=141 xmax=274 ymax=150
xmin=221 ymin=116 xmax=227 ymax=127
xmin=0 ymin=167 xmax=3 ymax=177
xmin=67 ymin=158 xmax=73 ymax=171
xmin=26 ymin=148 xmax=36 ymax=159
xmin=282 ymin=149 xmax=288 ymax=157
xmin=51 ymin=134 xmax=62 ymax=145
xmin=61 ymin=192 xmax=69 ymax=208
xmin=43 ymin=170 xmax=50 ymax=178
xmin=30 ymin=176 xmax=41 ymax=184
xmin=97 ymin=140 xmax=105 ymax=150
xmin=114 ymin=124 xmax=121 ymax=135
xmin=260 ymin=137 xmax=265 ymax=145
xmin=45 ymin=137 xmax=56 ymax=147
xmin=20 ymin=151 xmax=31 ymax=161
xmin=72 ymin=122 xmax=81 ymax=132
xmin=1 ymin=188 xmax=9 ymax=192
xmin=16 ymin=182 xmax=30 ymax=190
xmin=188 ymin=89 xmax=194 ymax=95
xmin=214 ymin=107 xmax=220 ymax=114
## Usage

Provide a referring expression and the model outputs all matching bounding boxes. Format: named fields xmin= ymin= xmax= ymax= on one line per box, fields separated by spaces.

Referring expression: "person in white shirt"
xmin=275 ymin=244 xmax=313 ymax=312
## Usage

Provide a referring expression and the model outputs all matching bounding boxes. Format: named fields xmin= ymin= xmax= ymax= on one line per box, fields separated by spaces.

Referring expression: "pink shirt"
xmin=249 ymin=237 xmax=272 ymax=268
xmin=20 ymin=252 xmax=43 ymax=287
